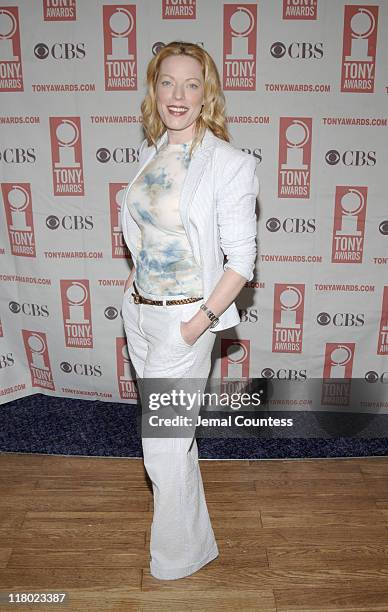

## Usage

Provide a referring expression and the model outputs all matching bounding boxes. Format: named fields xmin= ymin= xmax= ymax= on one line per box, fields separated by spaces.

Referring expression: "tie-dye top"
xmin=126 ymin=139 xmax=203 ymax=297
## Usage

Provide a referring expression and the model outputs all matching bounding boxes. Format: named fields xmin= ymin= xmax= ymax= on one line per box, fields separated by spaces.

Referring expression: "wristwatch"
xmin=200 ymin=303 xmax=220 ymax=328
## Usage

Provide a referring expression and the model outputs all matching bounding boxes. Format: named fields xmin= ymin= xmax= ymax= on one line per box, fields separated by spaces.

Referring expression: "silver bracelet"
xmin=200 ymin=304 xmax=220 ymax=328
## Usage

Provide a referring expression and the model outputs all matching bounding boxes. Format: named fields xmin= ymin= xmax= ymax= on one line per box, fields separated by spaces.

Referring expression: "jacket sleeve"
xmin=215 ymin=153 xmax=259 ymax=282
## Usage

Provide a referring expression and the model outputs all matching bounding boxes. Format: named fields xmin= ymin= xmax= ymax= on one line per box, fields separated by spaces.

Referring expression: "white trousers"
xmin=122 ymin=283 xmax=218 ymax=580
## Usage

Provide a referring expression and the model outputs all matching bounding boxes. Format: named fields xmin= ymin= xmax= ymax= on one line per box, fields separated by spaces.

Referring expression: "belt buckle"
xmin=132 ymin=292 xmax=141 ymax=304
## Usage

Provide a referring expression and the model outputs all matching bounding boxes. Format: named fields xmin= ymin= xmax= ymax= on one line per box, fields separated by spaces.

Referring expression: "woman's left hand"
xmin=180 ymin=321 xmax=198 ymax=346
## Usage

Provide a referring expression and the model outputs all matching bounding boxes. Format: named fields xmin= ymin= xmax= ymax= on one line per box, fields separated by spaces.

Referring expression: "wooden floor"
xmin=0 ymin=453 xmax=388 ymax=611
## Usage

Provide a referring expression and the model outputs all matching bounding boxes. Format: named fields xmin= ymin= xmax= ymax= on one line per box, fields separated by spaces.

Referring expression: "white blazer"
xmin=120 ymin=127 xmax=260 ymax=332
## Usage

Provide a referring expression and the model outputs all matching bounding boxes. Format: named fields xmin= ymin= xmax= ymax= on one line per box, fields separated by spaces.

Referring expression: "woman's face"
xmin=155 ymin=54 xmax=204 ymax=144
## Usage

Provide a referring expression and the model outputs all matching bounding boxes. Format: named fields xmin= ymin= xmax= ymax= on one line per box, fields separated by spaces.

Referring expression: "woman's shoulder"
xmin=210 ymin=131 xmax=255 ymax=170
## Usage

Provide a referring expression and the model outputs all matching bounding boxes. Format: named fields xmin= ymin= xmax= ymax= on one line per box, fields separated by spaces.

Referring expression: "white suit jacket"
xmin=120 ymin=127 xmax=259 ymax=332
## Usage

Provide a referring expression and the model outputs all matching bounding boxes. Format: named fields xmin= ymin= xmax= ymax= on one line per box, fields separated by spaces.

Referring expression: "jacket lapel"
xmin=179 ymin=128 xmax=215 ymax=230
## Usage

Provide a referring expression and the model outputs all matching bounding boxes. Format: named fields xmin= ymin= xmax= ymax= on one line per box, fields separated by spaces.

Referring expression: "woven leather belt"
xmin=131 ymin=281 xmax=203 ymax=306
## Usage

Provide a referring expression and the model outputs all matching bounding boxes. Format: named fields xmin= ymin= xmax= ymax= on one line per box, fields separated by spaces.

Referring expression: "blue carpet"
xmin=0 ymin=393 xmax=387 ymax=459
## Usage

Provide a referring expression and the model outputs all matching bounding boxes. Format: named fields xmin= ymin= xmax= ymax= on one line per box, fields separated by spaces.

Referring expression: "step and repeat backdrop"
xmin=1 ymin=0 xmax=387 ymax=416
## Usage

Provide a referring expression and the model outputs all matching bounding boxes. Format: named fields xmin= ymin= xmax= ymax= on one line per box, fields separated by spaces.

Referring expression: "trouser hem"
xmin=149 ymin=543 xmax=219 ymax=581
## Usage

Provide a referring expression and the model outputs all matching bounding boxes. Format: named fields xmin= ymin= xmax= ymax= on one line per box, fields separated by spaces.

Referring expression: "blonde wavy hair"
xmin=141 ymin=41 xmax=229 ymax=158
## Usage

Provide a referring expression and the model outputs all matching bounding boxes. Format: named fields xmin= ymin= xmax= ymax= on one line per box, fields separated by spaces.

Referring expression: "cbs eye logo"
xmin=35 ymin=43 xmax=49 ymax=59
xmin=365 ymin=371 xmax=378 ymax=383
xmin=60 ymin=361 xmax=72 ymax=374
xmin=271 ymin=42 xmax=286 ymax=58
xmin=105 ymin=305 xmax=118 ymax=320
xmin=9 ymin=301 xmax=21 ymax=314
xmin=46 ymin=216 xmax=60 ymax=230
xmin=317 ymin=312 xmax=330 ymax=326
xmin=379 ymin=221 xmax=388 ymax=235
xmin=266 ymin=218 xmax=281 ymax=232
xmin=96 ymin=148 xmax=111 ymax=163
xmin=261 ymin=368 xmax=275 ymax=379
xmin=326 ymin=150 xmax=340 ymax=165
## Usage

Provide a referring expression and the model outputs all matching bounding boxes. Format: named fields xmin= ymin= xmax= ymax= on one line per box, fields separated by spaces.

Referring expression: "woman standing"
xmin=121 ymin=41 xmax=259 ymax=580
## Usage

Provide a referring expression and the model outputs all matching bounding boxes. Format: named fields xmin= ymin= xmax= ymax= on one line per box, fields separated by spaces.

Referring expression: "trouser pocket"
xmin=169 ymin=299 xmax=205 ymax=351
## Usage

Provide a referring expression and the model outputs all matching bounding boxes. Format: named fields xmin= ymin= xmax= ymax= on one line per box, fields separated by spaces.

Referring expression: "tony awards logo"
xmin=2 ymin=183 xmax=36 ymax=257
xmin=116 ymin=337 xmax=138 ymax=399
xmin=103 ymin=4 xmax=137 ymax=90
xmin=223 ymin=4 xmax=257 ymax=90
xmin=50 ymin=117 xmax=84 ymax=196
xmin=220 ymin=339 xmax=251 ymax=395
xmin=341 ymin=5 xmax=378 ymax=93
xmin=111 ymin=183 xmax=130 ymax=258
xmin=0 ymin=6 xmax=23 ymax=91
xmin=278 ymin=118 xmax=312 ymax=199
xmin=272 ymin=284 xmax=305 ymax=353
xmin=162 ymin=0 xmax=196 ymax=19
xmin=22 ymin=330 xmax=55 ymax=390
xmin=322 ymin=343 xmax=355 ymax=407
xmin=61 ymin=280 xmax=93 ymax=348
xmin=331 ymin=186 xmax=367 ymax=263
xmin=377 ymin=287 xmax=388 ymax=356
xmin=283 ymin=0 xmax=318 ymax=21
xmin=44 ymin=0 xmax=77 ymax=21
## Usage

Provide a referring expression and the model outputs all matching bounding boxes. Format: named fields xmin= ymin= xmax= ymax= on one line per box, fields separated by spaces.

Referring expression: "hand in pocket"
xmin=179 ymin=320 xmax=197 ymax=347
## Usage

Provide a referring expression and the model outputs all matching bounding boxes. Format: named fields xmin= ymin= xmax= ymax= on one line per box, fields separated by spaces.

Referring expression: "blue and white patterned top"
xmin=126 ymin=139 xmax=203 ymax=296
